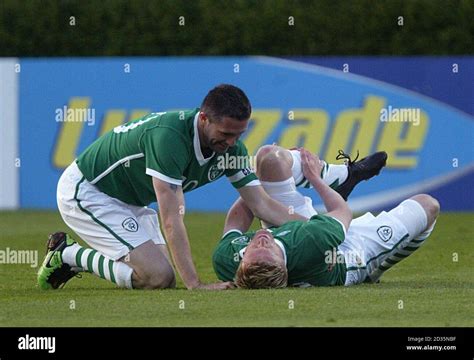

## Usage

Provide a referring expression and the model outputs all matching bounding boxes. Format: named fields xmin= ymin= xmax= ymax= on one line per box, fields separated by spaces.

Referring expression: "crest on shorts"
xmin=377 ymin=226 xmax=392 ymax=242
xmin=122 ymin=217 xmax=139 ymax=232
xmin=208 ymin=164 xmax=225 ymax=182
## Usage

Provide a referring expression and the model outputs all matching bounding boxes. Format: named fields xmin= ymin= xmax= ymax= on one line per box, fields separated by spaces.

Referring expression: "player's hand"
xmin=191 ymin=281 xmax=236 ymax=290
xmin=300 ymin=148 xmax=323 ymax=183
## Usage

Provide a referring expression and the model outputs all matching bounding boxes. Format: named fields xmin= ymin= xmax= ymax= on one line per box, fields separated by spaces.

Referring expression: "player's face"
xmin=243 ymin=229 xmax=285 ymax=265
xmin=201 ymin=113 xmax=248 ymax=153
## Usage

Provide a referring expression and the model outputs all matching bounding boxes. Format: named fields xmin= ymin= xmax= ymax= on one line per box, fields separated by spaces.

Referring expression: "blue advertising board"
xmin=19 ymin=57 xmax=474 ymax=211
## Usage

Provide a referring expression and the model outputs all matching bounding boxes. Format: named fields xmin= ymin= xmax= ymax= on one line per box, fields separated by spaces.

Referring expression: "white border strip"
xmin=346 ymin=164 xmax=474 ymax=211
xmin=146 ymin=168 xmax=183 ymax=186
xmin=312 ymin=165 xmax=474 ymax=213
xmin=90 ymin=153 xmax=144 ymax=184
xmin=253 ymin=56 xmax=474 ymax=119
xmin=0 ymin=59 xmax=19 ymax=209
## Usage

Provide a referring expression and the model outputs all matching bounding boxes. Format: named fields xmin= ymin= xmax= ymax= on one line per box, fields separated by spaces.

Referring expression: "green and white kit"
xmin=57 ymin=109 xmax=259 ymax=260
xmin=213 ymin=188 xmax=432 ymax=287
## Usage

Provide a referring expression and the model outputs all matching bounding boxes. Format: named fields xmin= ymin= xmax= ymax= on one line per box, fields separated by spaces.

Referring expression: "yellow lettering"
xmin=377 ymin=111 xmax=428 ymax=168
xmin=51 ymin=99 xmax=427 ymax=171
xmin=99 ymin=110 xmax=126 ymax=136
xmin=99 ymin=110 xmax=149 ymax=136
xmin=52 ymin=97 xmax=90 ymax=168
xmin=279 ymin=110 xmax=329 ymax=154
xmin=128 ymin=110 xmax=150 ymax=122
xmin=243 ymin=110 xmax=281 ymax=155
xmin=326 ymin=96 xmax=385 ymax=160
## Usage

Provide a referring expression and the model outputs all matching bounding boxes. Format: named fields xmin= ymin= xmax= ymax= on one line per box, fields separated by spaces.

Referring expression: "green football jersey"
xmin=76 ymin=109 xmax=258 ymax=206
xmin=212 ymin=215 xmax=347 ymax=286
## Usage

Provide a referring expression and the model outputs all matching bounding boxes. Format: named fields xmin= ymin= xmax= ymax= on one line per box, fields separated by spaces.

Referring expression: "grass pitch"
xmin=0 ymin=211 xmax=472 ymax=327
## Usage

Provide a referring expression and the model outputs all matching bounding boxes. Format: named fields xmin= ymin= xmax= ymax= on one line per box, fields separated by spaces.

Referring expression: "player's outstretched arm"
xmin=223 ymin=197 xmax=255 ymax=235
xmin=153 ymin=178 xmax=234 ymax=290
xmin=238 ymin=185 xmax=307 ymax=226
xmin=300 ymin=148 xmax=352 ymax=231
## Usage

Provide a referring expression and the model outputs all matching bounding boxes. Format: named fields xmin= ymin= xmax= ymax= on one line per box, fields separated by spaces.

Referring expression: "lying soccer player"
xmin=212 ymin=146 xmax=439 ymax=288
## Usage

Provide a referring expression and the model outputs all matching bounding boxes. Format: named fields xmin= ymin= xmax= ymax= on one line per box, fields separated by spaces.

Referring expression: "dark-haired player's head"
xmin=199 ymin=84 xmax=252 ymax=154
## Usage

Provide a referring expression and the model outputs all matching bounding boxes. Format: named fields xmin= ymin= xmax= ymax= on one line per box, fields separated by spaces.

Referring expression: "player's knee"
xmin=256 ymin=145 xmax=292 ymax=180
xmin=256 ymin=145 xmax=278 ymax=173
xmin=411 ymin=194 xmax=440 ymax=225
xmin=149 ymin=272 xmax=175 ymax=289
xmin=131 ymin=259 xmax=175 ymax=289
xmin=142 ymin=264 xmax=175 ymax=289
xmin=256 ymin=144 xmax=277 ymax=161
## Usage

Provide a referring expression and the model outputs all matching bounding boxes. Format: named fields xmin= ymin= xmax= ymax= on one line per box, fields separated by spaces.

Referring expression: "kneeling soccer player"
xmin=37 ymin=129 xmax=386 ymax=291
xmin=212 ymin=147 xmax=439 ymax=288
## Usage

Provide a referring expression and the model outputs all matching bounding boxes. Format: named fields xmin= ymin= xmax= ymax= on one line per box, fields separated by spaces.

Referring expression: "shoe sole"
xmin=46 ymin=232 xmax=68 ymax=253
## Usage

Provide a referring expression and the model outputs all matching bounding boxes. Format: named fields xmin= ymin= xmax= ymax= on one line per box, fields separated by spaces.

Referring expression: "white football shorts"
xmin=259 ymin=175 xmax=430 ymax=287
xmin=339 ymin=199 xmax=428 ymax=285
xmin=260 ymin=177 xmax=317 ymax=228
xmin=57 ymin=161 xmax=165 ymax=260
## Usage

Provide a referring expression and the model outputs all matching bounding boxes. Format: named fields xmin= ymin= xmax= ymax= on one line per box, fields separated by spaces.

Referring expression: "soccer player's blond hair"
xmin=235 ymin=261 xmax=288 ymax=289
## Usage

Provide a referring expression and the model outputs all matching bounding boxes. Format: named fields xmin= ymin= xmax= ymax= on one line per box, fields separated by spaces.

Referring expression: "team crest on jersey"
xmin=122 ymin=217 xmax=139 ymax=232
xmin=377 ymin=226 xmax=392 ymax=242
xmin=208 ymin=164 xmax=225 ymax=181
xmin=231 ymin=236 xmax=250 ymax=245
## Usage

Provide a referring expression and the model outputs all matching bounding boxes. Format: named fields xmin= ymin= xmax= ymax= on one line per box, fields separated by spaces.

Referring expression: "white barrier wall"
xmin=0 ymin=59 xmax=19 ymax=209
